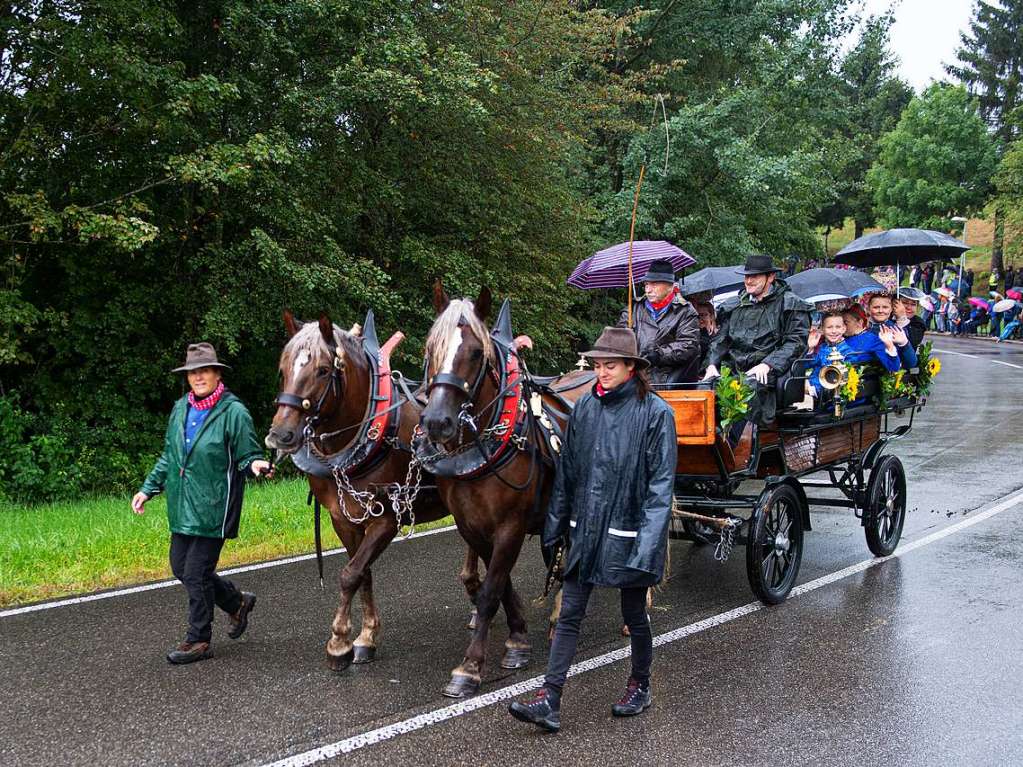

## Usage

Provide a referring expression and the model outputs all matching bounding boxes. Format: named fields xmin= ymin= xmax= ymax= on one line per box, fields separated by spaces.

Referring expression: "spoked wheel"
xmin=746 ymin=483 xmax=804 ymax=605
xmin=864 ymin=455 xmax=906 ymax=557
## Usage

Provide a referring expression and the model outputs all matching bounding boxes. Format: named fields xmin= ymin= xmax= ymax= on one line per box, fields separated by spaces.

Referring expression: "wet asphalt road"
xmin=1 ymin=335 xmax=1022 ymax=767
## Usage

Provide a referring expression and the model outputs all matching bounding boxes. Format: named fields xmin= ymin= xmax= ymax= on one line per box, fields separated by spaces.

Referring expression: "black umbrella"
xmin=679 ymin=265 xmax=744 ymax=297
xmin=786 ymin=268 xmax=886 ymax=303
xmin=833 ymin=228 xmax=969 ymax=268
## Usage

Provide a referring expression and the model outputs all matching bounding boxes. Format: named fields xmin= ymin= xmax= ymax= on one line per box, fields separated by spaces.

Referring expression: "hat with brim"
xmin=579 ymin=327 xmax=649 ymax=369
xmin=897 ymin=287 xmax=926 ymax=302
xmin=640 ymin=258 xmax=676 ymax=284
xmin=735 ymin=254 xmax=783 ymax=276
xmin=172 ymin=342 xmax=231 ymax=373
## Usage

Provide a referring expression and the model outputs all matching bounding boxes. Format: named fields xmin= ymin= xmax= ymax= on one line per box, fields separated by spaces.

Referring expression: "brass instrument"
xmin=817 ymin=346 xmax=848 ymax=391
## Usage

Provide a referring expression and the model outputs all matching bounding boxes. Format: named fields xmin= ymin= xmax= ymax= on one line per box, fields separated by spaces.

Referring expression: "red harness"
xmin=460 ymin=345 xmax=525 ymax=479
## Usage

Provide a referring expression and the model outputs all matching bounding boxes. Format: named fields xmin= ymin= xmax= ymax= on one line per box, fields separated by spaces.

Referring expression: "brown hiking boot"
xmin=228 ymin=592 xmax=257 ymax=639
xmin=167 ymin=641 xmax=212 ymax=665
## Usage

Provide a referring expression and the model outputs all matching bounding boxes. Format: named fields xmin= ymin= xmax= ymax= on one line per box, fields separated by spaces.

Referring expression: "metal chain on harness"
xmin=714 ymin=519 xmax=740 ymax=562
xmin=328 ymin=440 xmax=425 ymax=536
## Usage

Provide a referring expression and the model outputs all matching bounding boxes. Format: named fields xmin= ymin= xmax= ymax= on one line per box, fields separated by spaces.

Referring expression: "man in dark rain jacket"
xmin=508 ymin=327 xmax=676 ymax=733
xmin=617 ymin=259 xmax=701 ymax=384
xmin=703 ymin=254 xmax=812 ymax=425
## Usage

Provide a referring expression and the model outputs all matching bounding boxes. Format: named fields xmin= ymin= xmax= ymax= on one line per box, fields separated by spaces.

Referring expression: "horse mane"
xmin=284 ymin=320 xmax=363 ymax=366
xmin=426 ymin=299 xmax=496 ymax=372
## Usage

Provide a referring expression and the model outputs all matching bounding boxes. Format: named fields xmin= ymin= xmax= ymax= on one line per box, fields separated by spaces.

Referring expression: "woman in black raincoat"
xmin=509 ymin=327 xmax=677 ymax=733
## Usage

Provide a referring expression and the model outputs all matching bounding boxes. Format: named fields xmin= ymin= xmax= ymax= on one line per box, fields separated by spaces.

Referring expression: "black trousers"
xmin=544 ymin=575 xmax=652 ymax=694
xmin=169 ymin=533 xmax=242 ymax=644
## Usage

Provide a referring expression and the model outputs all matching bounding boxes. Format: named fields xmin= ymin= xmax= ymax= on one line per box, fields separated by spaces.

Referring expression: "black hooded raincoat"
xmin=543 ymin=378 xmax=677 ymax=589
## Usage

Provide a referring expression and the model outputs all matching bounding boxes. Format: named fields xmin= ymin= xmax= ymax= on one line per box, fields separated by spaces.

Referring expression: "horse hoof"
xmin=500 ymin=647 xmax=531 ymax=670
xmin=327 ymin=648 xmax=354 ymax=673
xmin=467 ymin=610 xmax=478 ymax=630
xmin=352 ymin=645 xmax=376 ymax=664
xmin=442 ymin=673 xmax=481 ymax=698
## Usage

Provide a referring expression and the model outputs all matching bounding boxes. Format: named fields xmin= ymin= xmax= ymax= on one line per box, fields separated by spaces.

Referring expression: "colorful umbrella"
xmin=567 ymin=240 xmax=696 ymax=290
xmin=994 ymin=298 xmax=1019 ymax=313
xmin=968 ymin=297 xmax=991 ymax=310
xmin=1008 ymin=289 xmax=1023 ymax=300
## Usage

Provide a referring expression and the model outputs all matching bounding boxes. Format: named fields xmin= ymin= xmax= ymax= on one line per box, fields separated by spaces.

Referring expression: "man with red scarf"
xmin=616 ymin=259 xmax=700 ymax=385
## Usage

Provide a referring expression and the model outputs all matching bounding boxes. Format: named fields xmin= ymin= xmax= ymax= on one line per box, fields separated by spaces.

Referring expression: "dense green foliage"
xmin=0 ymin=1 xmax=962 ymax=501
xmin=868 ymin=85 xmax=997 ymax=231
xmin=949 ymin=0 xmax=1023 ymax=271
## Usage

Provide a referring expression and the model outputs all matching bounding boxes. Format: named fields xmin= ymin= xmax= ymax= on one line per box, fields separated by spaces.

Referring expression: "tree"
xmin=948 ymin=0 xmax=1023 ymax=271
xmin=0 ymin=1 xmax=617 ymax=497
xmin=868 ymin=85 xmax=997 ymax=231
xmin=823 ymin=14 xmax=913 ymax=240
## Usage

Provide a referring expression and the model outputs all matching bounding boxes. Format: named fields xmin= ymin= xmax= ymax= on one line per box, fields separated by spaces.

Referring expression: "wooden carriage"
xmin=656 ymin=377 xmax=920 ymax=605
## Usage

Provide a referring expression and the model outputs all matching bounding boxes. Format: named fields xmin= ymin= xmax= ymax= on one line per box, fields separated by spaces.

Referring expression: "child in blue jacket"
xmin=806 ymin=309 xmax=901 ymax=397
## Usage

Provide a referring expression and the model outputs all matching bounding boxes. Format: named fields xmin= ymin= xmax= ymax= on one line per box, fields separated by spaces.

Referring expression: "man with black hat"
xmin=132 ymin=343 xmax=273 ymax=664
xmin=703 ymin=255 xmax=812 ymax=425
xmin=508 ymin=327 xmax=676 ymax=733
xmin=617 ymin=258 xmax=701 ymax=385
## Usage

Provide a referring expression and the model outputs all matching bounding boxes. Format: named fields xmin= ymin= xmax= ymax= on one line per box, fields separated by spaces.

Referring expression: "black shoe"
xmin=611 ymin=678 xmax=651 ymax=717
xmin=167 ymin=641 xmax=212 ymax=665
xmin=228 ymin=592 xmax=257 ymax=639
xmin=508 ymin=687 xmax=561 ymax=733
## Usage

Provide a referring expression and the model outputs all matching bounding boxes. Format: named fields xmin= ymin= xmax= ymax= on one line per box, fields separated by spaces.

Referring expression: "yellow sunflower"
xmin=894 ymin=370 xmax=905 ymax=391
xmin=927 ymin=357 xmax=941 ymax=376
xmin=729 ymin=379 xmax=741 ymax=392
xmin=844 ymin=365 xmax=861 ymax=400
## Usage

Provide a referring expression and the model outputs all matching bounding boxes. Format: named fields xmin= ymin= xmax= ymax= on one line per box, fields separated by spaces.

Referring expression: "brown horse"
xmin=417 ymin=281 xmax=591 ymax=697
xmin=266 ymin=310 xmax=459 ymax=671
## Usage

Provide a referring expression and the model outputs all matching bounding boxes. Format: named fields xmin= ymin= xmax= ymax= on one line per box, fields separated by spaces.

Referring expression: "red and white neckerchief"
xmin=188 ymin=381 xmax=225 ymax=410
xmin=595 ymin=372 xmax=634 ymax=398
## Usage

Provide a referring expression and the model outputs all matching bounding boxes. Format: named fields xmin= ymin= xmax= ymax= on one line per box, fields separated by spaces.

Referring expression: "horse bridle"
xmin=426 ymin=319 xmax=491 ymax=408
xmin=275 ymin=340 xmax=346 ymax=432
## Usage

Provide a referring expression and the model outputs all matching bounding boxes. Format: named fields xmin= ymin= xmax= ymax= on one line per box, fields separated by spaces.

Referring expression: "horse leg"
xmin=444 ymin=531 xmax=523 ymax=698
xmin=326 ymin=524 xmax=363 ymax=672
xmin=459 ymin=546 xmax=483 ymax=630
xmin=350 ymin=519 xmax=398 ymax=664
xmin=498 ymin=577 xmax=530 ymax=670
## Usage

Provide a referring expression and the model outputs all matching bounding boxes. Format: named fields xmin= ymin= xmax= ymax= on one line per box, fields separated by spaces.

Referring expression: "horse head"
xmin=266 ymin=309 xmax=368 ymax=453
xmin=419 ymin=279 xmax=496 ymax=446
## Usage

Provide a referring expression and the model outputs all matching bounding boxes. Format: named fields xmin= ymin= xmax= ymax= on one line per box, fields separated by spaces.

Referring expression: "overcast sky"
xmin=858 ymin=0 xmax=977 ymax=92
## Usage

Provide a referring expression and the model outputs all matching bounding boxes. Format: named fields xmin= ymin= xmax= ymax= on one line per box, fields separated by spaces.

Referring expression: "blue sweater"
xmin=808 ymin=332 xmax=901 ymax=392
xmin=867 ymin=320 xmax=918 ymax=370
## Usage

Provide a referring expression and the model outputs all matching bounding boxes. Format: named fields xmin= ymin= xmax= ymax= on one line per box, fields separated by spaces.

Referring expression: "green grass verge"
xmin=0 ymin=478 xmax=453 ymax=608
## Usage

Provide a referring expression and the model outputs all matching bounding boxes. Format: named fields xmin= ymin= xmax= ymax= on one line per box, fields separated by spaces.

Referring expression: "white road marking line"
xmin=990 ymin=359 xmax=1023 ymax=369
xmin=259 ymin=487 xmax=1023 ymax=767
xmin=0 ymin=525 xmax=457 ymax=619
xmin=932 ymin=347 xmax=979 ymax=359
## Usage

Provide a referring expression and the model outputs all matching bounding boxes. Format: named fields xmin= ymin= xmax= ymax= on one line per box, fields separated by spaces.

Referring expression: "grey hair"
xmin=426 ymin=299 xmax=496 ymax=373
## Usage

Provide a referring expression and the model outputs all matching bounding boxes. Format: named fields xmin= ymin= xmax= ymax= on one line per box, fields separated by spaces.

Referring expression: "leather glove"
xmin=644 ymin=348 xmax=662 ymax=366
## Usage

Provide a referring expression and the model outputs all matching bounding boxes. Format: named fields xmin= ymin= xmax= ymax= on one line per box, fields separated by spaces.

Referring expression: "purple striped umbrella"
xmin=567 ymin=240 xmax=696 ymax=290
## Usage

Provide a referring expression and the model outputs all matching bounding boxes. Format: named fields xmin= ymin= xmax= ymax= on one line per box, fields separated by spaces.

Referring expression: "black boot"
xmin=228 ymin=592 xmax=257 ymax=639
xmin=508 ymin=687 xmax=561 ymax=732
xmin=167 ymin=641 xmax=212 ymax=665
xmin=611 ymin=678 xmax=651 ymax=717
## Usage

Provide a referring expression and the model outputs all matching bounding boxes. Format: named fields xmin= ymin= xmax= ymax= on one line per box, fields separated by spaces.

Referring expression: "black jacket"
xmin=618 ymin=295 xmax=701 ymax=384
xmin=904 ymin=315 xmax=926 ymax=349
xmin=544 ymin=378 xmax=677 ymax=588
xmin=704 ymin=279 xmax=811 ymax=377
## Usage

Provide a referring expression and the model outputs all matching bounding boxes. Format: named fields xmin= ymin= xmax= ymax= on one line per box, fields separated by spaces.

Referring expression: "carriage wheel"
xmin=746 ymin=484 xmax=804 ymax=605
xmin=864 ymin=455 xmax=906 ymax=557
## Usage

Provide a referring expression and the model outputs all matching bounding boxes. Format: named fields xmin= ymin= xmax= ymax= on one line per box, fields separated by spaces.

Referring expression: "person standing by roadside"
xmin=922 ymin=263 xmax=933 ymax=295
xmin=1005 ymin=264 xmax=1016 ymax=294
xmin=132 ymin=343 xmax=273 ymax=664
xmin=508 ymin=327 xmax=676 ymax=733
